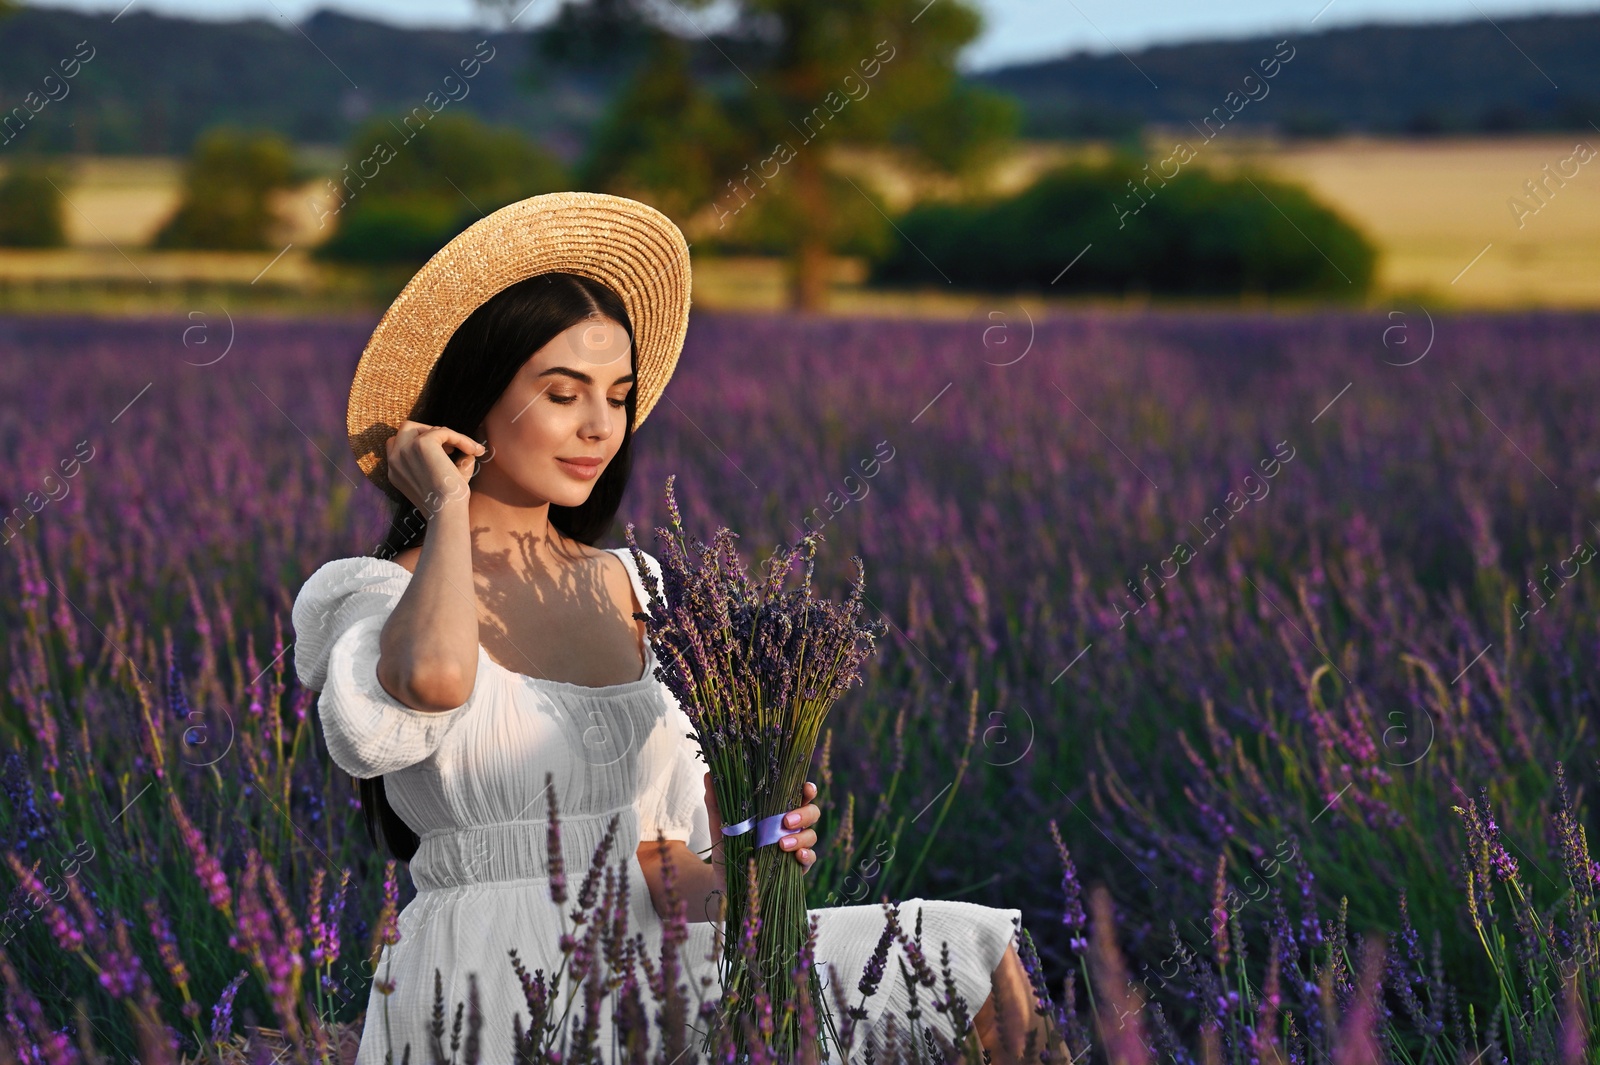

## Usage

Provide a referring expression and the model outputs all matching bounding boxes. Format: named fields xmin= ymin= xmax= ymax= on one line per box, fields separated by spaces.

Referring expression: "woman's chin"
xmin=544 ymin=481 xmax=600 ymax=508
xmin=482 ymin=474 xmax=595 ymax=509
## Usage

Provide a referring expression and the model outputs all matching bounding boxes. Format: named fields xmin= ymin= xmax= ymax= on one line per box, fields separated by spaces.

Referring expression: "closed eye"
xmin=550 ymin=395 xmax=629 ymax=408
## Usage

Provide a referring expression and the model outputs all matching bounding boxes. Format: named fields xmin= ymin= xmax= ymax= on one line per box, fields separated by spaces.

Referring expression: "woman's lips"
xmin=556 ymin=457 xmax=603 ymax=480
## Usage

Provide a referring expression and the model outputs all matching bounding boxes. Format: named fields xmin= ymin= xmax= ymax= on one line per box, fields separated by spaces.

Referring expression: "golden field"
xmin=2 ymin=134 xmax=1595 ymax=314
xmin=1220 ymin=133 xmax=1600 ymax=309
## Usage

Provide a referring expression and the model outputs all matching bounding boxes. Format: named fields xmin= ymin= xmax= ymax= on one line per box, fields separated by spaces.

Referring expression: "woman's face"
xmin=476 ymin=315 xmax=634 ymax=507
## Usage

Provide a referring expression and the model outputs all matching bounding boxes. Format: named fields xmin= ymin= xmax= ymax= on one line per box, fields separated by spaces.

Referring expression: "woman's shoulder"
xmin=611 ymin=543 xmax=665 ymax=592
xmin=388 ymin=546 xmax=420 ymax=574
xmin=292 ymin=555 xmax=415 ymax=631
xmin=316 ymin=545 xmax=649 ymax=578
xmin=299 ymin=553 xmax=415 ymax=590
xmin=297 ymin=545 xmax=655 ymax=598
xmin=609 ymin=540 xmax=661 ymax=570
xmin=290 ymin=554 xmax=416 ymax=692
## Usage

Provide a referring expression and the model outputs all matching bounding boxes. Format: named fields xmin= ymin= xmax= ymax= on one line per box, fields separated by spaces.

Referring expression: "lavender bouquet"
xmin=625 ymin=475 xmax=887 ymax=1064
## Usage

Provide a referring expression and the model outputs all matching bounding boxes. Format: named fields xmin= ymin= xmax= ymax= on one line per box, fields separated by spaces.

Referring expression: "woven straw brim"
xmin=346 ymin=191 xmax=691 ymax=497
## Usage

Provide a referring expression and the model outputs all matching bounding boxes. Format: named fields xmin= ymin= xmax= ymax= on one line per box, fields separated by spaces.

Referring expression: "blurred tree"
xmin=869 ymin=154 xmax=1378 ymax=300
xmin=0 ymin=157 xmax=66 ymax=247
xmin=575 ymin=34 xmax=744 ymax=223
xmin=479 ymin=0 xmax=1017 ymax=312
xmin=313 ymin=111 xmax=567 ymax=264
xmin=531 ymin=0 xmax=657 ymax=73
xmin=152 ymin=126 xmax=300 ymax=250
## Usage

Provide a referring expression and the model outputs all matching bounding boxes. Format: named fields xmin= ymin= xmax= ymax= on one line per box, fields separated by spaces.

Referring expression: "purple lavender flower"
xmin=97 ymin=916 xmax=150 ymax=998
xmin=167 ymin=793 xmax=232 ymax=915
xmin=210 ymin=969 xmax=248 ymax=1046
xmin=856 ymin=902 xmax=901 ymax=1008
xmin=0 ymin=752 xmax=50 ymax=853
xmin=307 ymin=868 xmax=330 ymax=967
xmin=378 ymin=858 xmax=401 ymax=949
xmin=167 ymin=655 xmax=192 ymax=721
xmin=142 ymin=898 xmax=194 ymax=1010
xmin=545 ymin=774 xmax=566 ymax=908
xmin=1049 ymin=819 xmax=1089 ymax=952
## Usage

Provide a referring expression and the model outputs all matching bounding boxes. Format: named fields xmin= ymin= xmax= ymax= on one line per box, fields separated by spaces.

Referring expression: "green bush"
xmin=152 ymin=126 xmax=299 ymax=250
xmin=0 ymin=158 xmax=67 ymax=247
xmin=313 ymin=112 xmax=567 ymax=264
xmin=315 ymin=198 xmax=467 ymax=264
xmin=868 ymin=152 xmax=1377 ymax=299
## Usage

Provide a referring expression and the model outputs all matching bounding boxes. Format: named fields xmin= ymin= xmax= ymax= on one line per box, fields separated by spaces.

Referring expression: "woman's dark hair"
xmin=359 ymin=271 xmax=639 ymax=863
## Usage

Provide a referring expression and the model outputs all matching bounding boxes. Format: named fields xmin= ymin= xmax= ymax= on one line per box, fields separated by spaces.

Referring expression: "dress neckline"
xmin=364 ymin=548 xmax=658 ymax=694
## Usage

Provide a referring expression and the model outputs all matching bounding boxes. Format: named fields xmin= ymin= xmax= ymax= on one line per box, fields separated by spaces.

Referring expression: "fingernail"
xmin=785 ymin=813 xmax=798 ymax=828
xmin=782 ymin=836 xmax=796 ymax=849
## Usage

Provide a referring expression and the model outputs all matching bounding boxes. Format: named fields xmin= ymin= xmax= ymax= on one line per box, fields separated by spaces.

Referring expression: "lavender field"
xmin=1 ymin=306 xmax=1598 ymax=1063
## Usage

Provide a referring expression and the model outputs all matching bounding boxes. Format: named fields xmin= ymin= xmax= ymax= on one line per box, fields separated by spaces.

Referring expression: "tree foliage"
xmin=312 ymin=111 xmax=567 ymax=264
xmin=0 ymin=157 xmax=67 ymax=247
xmin=152 ymin=126 xmax=299 ymax=250
xmin=522 ymin=0 xmax=1018 ymax=310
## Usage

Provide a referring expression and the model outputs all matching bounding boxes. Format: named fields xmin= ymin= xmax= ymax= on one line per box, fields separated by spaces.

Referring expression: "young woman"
xmin=291 ymin=193 xmax=1061 ymax=1064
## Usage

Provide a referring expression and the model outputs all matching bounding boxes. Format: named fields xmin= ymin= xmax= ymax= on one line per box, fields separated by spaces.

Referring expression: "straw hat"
xmin=345 ymin=190 xmax=692 ymax=496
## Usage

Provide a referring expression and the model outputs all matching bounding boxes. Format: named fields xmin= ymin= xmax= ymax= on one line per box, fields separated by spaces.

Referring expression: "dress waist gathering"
xmin=408 ymin=805 xmax=641 ymax=892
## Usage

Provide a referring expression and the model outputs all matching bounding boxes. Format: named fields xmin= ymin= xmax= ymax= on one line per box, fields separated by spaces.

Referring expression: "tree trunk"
xmin=788 ymin=147 xmax=830 ymax=314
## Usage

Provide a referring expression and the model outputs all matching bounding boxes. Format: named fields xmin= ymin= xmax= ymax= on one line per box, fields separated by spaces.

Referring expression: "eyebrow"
xmin=535 ymin=367 xmax=635 ymax=386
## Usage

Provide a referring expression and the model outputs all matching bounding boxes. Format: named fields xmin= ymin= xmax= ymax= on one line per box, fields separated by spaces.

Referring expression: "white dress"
xmin=291 ymin=547 xmax=1022 ymax=1064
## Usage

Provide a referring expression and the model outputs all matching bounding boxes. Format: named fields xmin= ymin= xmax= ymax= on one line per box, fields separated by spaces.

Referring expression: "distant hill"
xmin=0 ymin=5 xmax=1597 ymax=159
xmin=0 ymin=5 xmax=612 ymax=158
xmin=971 ymin=13 xmax=1600 ymax=138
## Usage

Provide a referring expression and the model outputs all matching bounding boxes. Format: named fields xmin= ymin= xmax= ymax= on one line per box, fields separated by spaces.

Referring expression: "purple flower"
xmin=377 ymin=859 xmax=401 ymax=949
xmin=856 ymin=902 xmax=901 ymax=1005
xmin=1049 ymin=819 xmax=1089 ymax=952
xmin=167 ymin=793 xmax=232 ymax=915
xmin=210 ymin=969 xmax=248 ymax=1045
xmin=97 ymin=917 xmax=151 ymax=999
xmin=167 ymin=656 xmax=192 ymax=721
xmin=143 ymin=898 xmax=190 ymax=992
xmin=0 ymin=752 xmax=50 ymax=853
xmin=545 ymin=774 xmax=566 ymax=908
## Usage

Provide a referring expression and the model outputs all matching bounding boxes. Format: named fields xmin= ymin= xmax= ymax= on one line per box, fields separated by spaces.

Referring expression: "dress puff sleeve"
xmin=630 ymin=548 xmax=713 ymax=858
xmin=291 ymin=556 xmax=474 ymax=779
xmin=637 ymin=701 xmax=712 ymax=855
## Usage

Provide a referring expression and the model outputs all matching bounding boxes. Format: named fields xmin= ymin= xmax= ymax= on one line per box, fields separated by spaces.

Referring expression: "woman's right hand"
xmin=375 ymin=421 xmax=486 ymax=712
xmin=384 ymin=420 xmax=485 ymax=516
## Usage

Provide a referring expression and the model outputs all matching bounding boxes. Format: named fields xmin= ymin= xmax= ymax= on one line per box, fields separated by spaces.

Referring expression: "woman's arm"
xmin=635 ymin=777 xmax=823 ymax=922
xmin=375 ymin=420 xmax=487 ymax=712
xmin=637 ymin=839 xmax=726 ymax=923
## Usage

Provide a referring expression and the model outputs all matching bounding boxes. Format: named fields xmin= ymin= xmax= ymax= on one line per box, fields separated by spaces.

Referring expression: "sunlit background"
xmin=2 ymin=0 xmax=1599 ymax=1061
xmin=0 ymin=0 xmax=1596 ymax=313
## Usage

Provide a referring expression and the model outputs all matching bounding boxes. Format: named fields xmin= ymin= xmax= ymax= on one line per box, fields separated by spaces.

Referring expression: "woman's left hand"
xmin=779 ymin=781 xmax=821 ymax=873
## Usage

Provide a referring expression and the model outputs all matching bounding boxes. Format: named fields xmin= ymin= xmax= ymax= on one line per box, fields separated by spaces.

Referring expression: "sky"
xmin=18 ymin=0 xmax=1600 ymax=71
